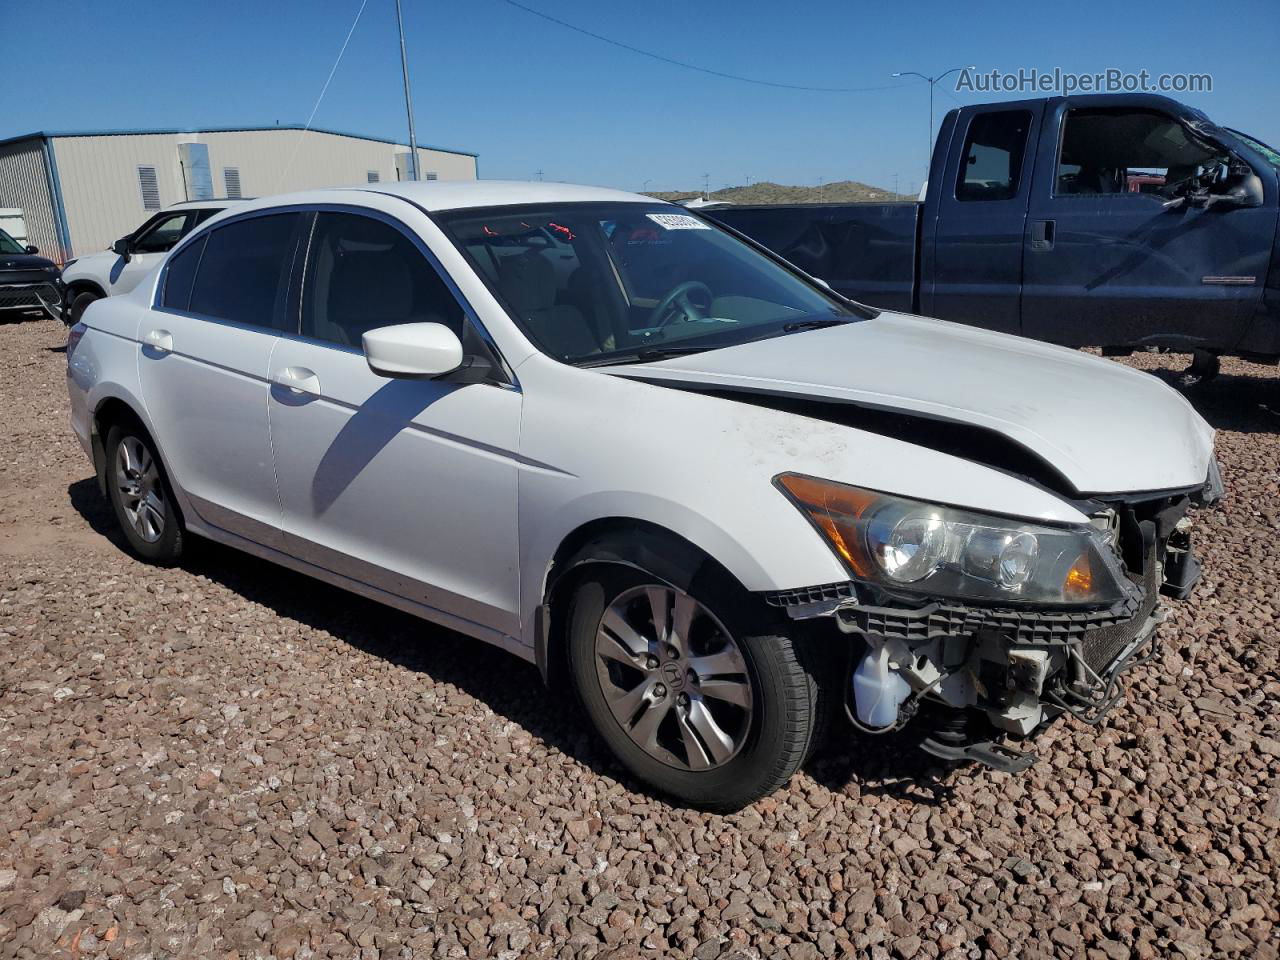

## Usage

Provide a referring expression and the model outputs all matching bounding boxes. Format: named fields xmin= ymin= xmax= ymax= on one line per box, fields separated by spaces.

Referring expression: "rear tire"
xmin=104 ymin=423 xmax=184 ymax=565
xmin=567 ymin=565 xmax=820 ymax=811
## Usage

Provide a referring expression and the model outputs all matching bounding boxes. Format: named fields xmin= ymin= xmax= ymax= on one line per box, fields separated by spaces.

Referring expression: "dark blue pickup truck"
xmin=707 ymin=94 xmax=1280 ymax=381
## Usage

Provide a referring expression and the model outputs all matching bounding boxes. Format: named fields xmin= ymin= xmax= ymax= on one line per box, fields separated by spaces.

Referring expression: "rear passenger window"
xmin=188 ymin=213 xmax=300 ymax=330
xmin=161 ymin=235 xmax=205 ymax=311
xmin=301 ymin=212 xmax=464 ymax=348
xmin=956 ymin=110 xmax=1031 ymax=202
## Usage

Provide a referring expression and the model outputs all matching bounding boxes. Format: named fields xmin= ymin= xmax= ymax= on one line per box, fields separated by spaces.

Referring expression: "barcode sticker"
xmin=646 ymin=213 xmax=711 ymax=230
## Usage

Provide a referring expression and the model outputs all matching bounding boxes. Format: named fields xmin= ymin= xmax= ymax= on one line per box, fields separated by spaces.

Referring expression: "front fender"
xmin=517 ymin=486 xmax=848 ymax=652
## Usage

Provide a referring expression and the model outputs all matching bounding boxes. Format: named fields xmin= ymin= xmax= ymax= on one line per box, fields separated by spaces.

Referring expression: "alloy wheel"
xmin=594 ymin=584 xmax=753 ymax=771
xmin=114 ymin=436 xmax=165 ymax=543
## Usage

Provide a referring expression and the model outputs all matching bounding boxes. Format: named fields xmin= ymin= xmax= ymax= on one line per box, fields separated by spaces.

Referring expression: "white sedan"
xmin=67 ymin=181 xmax=1219 ymax=810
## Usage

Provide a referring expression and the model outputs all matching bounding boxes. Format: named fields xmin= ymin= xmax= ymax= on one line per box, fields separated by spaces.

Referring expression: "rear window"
xmin=956 ymin=110 xmax=1031 ymax=202
xmin=160 ymin=235 xmax=206 ymax=311
xmin=188 ymin=214 xmax=300 ymax=330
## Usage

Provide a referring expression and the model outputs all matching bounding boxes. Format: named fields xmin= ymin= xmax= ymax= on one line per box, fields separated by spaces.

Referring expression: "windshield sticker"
xmin=646 ymin=213 xmax=711 ymax=231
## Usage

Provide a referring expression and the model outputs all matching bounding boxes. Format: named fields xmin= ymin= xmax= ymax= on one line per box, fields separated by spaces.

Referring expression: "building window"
xmin=224 ymin=167 xmax=243 ymax=199
xmin=137 ymin=165 xmax=161 ymax=210
xmin=425 ymin=172 xmax=438 ymax=181
xmin=367 ymin=170 xmax=380 ymax=183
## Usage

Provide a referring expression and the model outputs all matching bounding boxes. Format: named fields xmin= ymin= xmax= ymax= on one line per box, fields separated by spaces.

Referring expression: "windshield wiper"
xmin=781 ymin=317 xmax=856 ymax=333
xmin=577 ymin=345 xmax=712 ymax=367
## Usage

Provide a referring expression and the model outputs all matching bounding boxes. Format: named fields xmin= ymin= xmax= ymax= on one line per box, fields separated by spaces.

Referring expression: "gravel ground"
xmin=1 ymin=314 xmax=1278 ymax=960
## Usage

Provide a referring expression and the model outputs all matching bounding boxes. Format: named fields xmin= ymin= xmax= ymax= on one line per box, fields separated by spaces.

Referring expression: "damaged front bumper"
xmin=765 ymin=469 xmax=1220 ymax=772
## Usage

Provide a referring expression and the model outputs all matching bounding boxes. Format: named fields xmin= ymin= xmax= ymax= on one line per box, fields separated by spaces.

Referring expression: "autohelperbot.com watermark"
xmin=956 ymin=67 xmax=1212 ymax=96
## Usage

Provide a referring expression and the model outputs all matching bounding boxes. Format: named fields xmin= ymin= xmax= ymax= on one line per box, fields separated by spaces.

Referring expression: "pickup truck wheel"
xmin=68 ymin=291 xmax=101 ymax=326
xmin=104 ymin=423 xmax=184 ymax=565
xmin=1178 ymin=350 xmax=1220 ymax=389
xmin=567 ymin=567 xmax=820 ymax=811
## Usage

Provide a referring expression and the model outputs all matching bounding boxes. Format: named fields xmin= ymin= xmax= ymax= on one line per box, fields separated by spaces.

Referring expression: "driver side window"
xmin=1055 ymin=108 xmax=1220 ymax=198
xmin=132 ymin=212 xmax=193 ymax=254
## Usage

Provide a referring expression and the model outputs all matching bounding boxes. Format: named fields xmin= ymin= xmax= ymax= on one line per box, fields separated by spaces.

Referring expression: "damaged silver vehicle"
xmin=68 ymin=183 xmax=1220 ymax=810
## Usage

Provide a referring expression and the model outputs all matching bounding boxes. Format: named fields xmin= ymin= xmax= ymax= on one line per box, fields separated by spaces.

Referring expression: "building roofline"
xmin=0 ymin=125 xmax=477 ymax=157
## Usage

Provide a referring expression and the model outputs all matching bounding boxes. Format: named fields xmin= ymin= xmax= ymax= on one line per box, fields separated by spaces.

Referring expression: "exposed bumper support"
xmin=919 ymin=736 xmax=1036 ymax=773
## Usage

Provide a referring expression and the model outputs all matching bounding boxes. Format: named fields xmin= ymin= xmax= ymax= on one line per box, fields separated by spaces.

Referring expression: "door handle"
xmin=272 ymin=366 xmax=321 ymax=396
xmin=143 ymin=329 xmax=172 ymax=353
xmin=1030 ymin=220 xmax=1055 ymax=251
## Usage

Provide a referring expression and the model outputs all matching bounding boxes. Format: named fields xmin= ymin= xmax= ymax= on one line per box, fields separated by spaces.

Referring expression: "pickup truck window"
xmin=955 ymin=110 xmax=1031 ymax=202
xmin=1055 ymin=108 xmax=1220 ymax=198
xmin=1228 ymin=129 xmax=1280 ymax=169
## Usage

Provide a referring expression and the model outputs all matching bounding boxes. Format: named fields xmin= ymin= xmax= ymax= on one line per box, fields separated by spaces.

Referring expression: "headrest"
xmin=331 ymin=250 xmax=413 ymax=330
xmin=498 ymin=250 xmax=556 ymax=314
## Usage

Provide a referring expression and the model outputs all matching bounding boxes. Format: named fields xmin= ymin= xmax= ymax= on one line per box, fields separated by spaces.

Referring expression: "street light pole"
xmin=395 ymin=0 xmax=419 ymax=181
xmin=891 ymin=66 xmax=975 ymax=173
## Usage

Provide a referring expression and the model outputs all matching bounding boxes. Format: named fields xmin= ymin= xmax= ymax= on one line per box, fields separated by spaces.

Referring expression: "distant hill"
xmin=648 ymin=180 xmax=913 ymax=205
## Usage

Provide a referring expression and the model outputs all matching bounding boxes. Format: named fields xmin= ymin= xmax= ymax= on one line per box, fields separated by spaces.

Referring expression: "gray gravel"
xmin=2 ymin=315 xmax=1278 ymax=959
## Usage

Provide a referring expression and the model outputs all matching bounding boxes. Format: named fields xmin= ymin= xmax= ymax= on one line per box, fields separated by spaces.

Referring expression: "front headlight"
xmin=777 ymin=473 xmax=1129 ymax=605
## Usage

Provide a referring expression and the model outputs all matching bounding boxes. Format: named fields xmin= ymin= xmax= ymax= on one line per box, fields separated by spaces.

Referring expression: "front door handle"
xmin=143 ymin=329 xmax=172 ymax=353
xmin=272 ymin=366 xmax=321 ymax=396
xmin=1030 ymin=219 xmax=1056 ymax=251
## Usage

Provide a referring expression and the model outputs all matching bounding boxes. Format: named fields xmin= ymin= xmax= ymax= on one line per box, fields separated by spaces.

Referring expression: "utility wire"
xmin=500 ymin=0 xmax=909 ymax=94
xmin=276 ymin=0 xmax=372 ymax=191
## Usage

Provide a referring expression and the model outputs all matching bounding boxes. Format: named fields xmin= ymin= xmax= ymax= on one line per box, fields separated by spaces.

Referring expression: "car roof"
xmin=219 ymin=180 xmax=663 ymax=217
xmin=165 ymin=198 xmax=248 ymax=211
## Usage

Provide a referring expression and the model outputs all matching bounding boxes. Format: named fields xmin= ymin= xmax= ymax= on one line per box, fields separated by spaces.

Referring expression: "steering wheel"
xmin=645 ymin=280 xmax=713 ymax=329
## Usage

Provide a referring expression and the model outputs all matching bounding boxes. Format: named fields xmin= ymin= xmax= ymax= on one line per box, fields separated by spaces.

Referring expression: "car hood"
xmin=0 ymin=252 xmax=57 ymax=272
xmin=604 ymin=312 xmax=1215 ymax=495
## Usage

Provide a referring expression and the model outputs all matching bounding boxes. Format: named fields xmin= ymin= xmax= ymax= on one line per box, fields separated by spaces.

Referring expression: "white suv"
xmin=67 ymin=181 xmax=1219 ymax=810
xmin=59 ymin=200 xmax=239 ymax=325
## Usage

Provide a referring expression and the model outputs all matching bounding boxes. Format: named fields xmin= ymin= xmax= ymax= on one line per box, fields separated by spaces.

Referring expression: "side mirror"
xmin=24 ymin=245 xmax=38 ymax=255
xmin=111 ymin=237 xmax=132 ymax=261
xmin=362 ymin=322 xmax=464 ymax=379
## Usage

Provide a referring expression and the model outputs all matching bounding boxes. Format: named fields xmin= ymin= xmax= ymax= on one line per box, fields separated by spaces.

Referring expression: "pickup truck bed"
xmin=710 ymin=202 xmax=919 ymax=312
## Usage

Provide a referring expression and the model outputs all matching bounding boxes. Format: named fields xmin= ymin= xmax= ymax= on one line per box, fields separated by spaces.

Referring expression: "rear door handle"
xmin=1030 ymin=219 xmax=1055 ymax=251
xmin=143 ymin=329 xmax=172 ymax=353
xmin=272 ymin=366 xmax=321 ymax=396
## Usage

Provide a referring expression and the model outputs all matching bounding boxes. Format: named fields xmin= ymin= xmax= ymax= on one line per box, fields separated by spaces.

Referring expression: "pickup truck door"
xmin=921 ymin=101 xmax=1041 ymax=334
xmin=1021 ymin=99 xmax=1271 ymax=351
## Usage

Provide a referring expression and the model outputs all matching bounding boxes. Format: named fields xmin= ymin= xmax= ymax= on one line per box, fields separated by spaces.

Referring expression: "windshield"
xmin=1228 ymin=128 xmax=1280 ymax=169
xmin=0 ymin=230 xmax=25 ymax=255
xmin=437 ymin=203 xmax=870 ymax=365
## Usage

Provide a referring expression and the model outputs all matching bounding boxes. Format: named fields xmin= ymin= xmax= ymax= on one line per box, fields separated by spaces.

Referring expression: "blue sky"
xmin=12 ymin=0 xmax=1279 ymax=193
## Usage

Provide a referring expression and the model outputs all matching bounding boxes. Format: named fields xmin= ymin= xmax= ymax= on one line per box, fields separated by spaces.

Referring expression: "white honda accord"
xmin=67 ymin=181 xmax=1219 ymax=810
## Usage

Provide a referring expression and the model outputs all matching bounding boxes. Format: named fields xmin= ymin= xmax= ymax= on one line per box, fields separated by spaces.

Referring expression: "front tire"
xmin=104 ymin=423 xmax=184 ymax=564
xmin=68 ymin=291 xmax=101 ymax=327
xmin=567 ymin=567 xmax=820 ymax=811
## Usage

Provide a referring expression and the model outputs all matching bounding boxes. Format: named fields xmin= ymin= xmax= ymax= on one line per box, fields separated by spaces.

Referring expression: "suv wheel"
xmin=104 ymin=423 xmax=184 ymax=564
xmin=68 ymin=291 xmax=101 ymax=326
xmin=567 ymin=567 xmax=821 ymax=811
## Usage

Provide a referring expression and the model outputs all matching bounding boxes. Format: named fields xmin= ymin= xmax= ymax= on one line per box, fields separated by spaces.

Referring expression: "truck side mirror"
xmin=111 ymin=237 xmax=132 ymax=261
xmin=24 ymin=245 xmax=38 ymax=255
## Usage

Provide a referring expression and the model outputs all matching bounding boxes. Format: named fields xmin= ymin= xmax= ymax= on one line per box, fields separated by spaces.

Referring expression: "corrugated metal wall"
xmin=51 ymin=130 xmax=478 ymax=256
xmin=52 ymin=133 xmax=193 ymax=258
xmin=199 ymin=129 xmax=477 ymax=199
xmin=0 ymin=138 xmax=62 ymax=261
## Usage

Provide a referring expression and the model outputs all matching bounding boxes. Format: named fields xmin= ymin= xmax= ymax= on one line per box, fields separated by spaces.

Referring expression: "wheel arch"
xmin=65 ymin=278 xmax=108 ymax=300
xmin=534 ymin=517 xmax=773 ymax=691
xmin=89 ymin=392 xmax=183 ymax=531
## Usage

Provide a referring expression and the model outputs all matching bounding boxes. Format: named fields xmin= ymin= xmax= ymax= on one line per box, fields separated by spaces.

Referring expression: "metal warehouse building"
xmin=0 ymin=126 xmax=478 ymax=263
